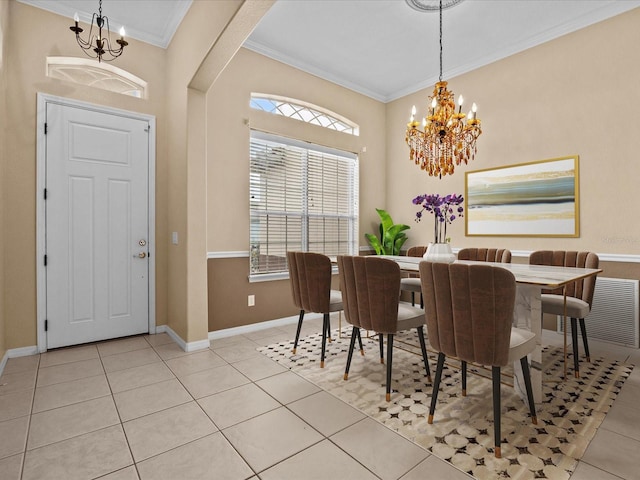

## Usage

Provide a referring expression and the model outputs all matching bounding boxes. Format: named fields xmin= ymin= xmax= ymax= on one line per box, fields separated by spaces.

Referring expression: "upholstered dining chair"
xmin=287 ymin=251 xmax=343 ymax=368
xmin=337 ymin=255 xmax=431 ymax=401
xmin=529 ymin=250 xmax=599 ymax=377
xmin=457 ymin=247 xmax=512 ymax=263
xmin=400 ymin=245 xmax=428 ymax=307
xmin=419 ymin=261 xmax=538 ymax=459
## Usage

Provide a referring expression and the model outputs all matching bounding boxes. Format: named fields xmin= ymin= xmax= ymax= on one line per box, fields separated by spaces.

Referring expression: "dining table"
xmin=379 ymin=255 xmax=602 ymax=403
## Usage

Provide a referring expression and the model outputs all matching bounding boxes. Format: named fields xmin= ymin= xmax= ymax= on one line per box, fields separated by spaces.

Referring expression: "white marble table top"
xmin=378 ymin=255 xmax=602 ymax=288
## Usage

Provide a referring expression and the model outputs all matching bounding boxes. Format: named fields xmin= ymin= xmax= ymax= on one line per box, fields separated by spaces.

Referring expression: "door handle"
xmin=134 ymin=252 xmax=147 ymax=259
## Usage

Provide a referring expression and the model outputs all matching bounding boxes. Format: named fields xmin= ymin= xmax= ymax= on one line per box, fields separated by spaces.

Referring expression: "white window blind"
xmin=250 ymin=131 xmax=359 ymax=276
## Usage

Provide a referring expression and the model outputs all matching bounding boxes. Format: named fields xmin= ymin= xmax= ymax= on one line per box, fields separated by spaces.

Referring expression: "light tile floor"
xmin=0 ymin=315 xmax=638 ymax=480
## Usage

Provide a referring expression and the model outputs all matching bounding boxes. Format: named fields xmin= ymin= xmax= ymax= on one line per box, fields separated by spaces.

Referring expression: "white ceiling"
xmin=19 ymin=0 xmax=640 ymax=102
xmin=17 ymin=0 xmax=193 ymax=48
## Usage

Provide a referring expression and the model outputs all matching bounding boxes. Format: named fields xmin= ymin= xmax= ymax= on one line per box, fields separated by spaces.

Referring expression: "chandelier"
xmin=70 ymin=0 xmax=128 ymax=63
xmin=405 ymin=0 xmax=481 ymax=178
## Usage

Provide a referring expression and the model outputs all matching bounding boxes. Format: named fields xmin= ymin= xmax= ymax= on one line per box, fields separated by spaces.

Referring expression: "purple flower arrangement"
xmin=412 ymin=193 xmax=464 ymax=244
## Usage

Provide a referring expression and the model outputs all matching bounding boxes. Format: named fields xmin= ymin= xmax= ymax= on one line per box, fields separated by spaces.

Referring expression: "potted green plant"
xmin=365 ymin=208 xmax=410 ymax=255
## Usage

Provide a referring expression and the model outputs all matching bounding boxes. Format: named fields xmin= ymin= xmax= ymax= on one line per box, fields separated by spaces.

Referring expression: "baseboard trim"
xmin=156 ymin=325 xmax=210 ymax=352
xmin=208 ymin=314 xmax=312 ymax=340
xmin=0 ymin=345 xmax=40 ymax=377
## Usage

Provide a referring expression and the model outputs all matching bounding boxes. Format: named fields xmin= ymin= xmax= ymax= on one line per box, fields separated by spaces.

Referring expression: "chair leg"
xmin=379 ymin=333 xmax=384 ymax=364
xmin=520 ymin=356 xmax=538 ymax=425
xmin=386 ymin=334 xmax=394 ymax=402
xmin=356 ymin=328 xmax=365 ymax=356
xmin=579 ymin=318 xmax=591 ymax=362
xmin=343 ymin=326 xmax=358 ymax=380
xmin=320 ymin=313 xmax=329 ymax=368
xmin=411 ymin=291 xmax=415 ymax=306
xmin=420 ymin=293 xmax=424 ymax=309
xmin=327 ymin=315 xmax=332 ymax=343
xmin=492 ymin=366 xmax=502 ymax=459
xmin=428 ymin=352 xmax=446 ymax=424
xmin=461 ymin=361 xmax=467 ymax=396
xmin=292 ymin=310 xmax=304 ymax=354
xmin=417 ymin=326 xmax=431 ymax=382
xmin=571 ymin=317 xmax=580 ymax=378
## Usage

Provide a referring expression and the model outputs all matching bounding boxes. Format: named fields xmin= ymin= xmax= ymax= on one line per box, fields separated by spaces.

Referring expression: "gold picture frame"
xmin=465 ymin=155 xmax=579 ymax=237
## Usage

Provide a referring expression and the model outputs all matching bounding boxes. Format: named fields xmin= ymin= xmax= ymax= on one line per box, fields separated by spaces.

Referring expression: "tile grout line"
xmin=20 ymin=354 xmax=41 ymax=480
xmin=97 ymin=341 xmax=138 ymax=479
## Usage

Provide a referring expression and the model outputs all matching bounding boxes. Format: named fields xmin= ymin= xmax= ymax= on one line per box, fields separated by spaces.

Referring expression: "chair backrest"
xmin=529 ymin=250 xmax=599 ymax=306
xmin=419 ymin=261 xmax=516 ymax=367
xmin=406 ymin=246 xmax=428 ymax=258
xmin=337 ymin=255 xmax=401 ymax=334
xmin=457 ymin=247 xmax=511 ymax=263
xmin=405 ymin=246 xmax=427 ymax=278
xmin=287 ymin=251 xmax=333 ymax=314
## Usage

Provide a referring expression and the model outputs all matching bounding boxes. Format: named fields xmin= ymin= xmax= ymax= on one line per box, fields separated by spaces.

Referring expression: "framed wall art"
xmin=465 ymin=156 xmax=579 ymax=237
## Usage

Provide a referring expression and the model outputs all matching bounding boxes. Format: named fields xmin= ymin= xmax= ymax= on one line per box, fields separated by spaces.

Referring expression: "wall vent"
xmin=557 ymin=277 xmax=639 ymax=348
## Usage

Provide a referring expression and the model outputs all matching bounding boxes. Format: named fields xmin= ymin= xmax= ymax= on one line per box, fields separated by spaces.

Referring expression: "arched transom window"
xmin=250 ymin=94 xmax=359 ymax=136
xmin=47 ymin=57 xmax=147 ymax=99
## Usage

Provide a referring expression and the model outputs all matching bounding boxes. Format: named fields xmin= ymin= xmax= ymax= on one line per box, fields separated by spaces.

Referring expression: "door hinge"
xmin=45 ymin=319 xmax=48 ymax=331
xmin=44 ymin=254 xmax=47 ymax=266
xmin=44 ymin=123 xmax=48 ymax=134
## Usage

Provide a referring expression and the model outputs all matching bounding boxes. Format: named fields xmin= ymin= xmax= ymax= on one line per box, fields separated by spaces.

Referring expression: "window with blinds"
xmin=250 ymin=131 xmax=359 ymax=277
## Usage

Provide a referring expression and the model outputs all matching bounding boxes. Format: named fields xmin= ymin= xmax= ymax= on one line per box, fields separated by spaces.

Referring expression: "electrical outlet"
xmin=248 ymin=294 xmax=255 ymax=307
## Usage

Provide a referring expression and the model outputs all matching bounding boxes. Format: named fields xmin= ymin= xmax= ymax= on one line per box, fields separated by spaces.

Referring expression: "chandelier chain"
xmin=439 ymin=0 xmax=443 ymax=82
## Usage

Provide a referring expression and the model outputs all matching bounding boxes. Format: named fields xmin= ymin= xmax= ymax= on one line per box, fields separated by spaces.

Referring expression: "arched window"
xmin=46 ymin=57 xmax=147 ymax=99
xmin=250 ymin=94 xmax=359 ymax=136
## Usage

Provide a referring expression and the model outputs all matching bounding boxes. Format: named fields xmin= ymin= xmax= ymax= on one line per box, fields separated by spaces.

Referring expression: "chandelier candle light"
xmin=405 ymin=0 xmax=481 ymax=178
xmin=70 ymin=0 xmax=128 ymax=63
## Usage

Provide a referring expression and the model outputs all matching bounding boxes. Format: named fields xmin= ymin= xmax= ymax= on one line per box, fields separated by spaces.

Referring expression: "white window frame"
xmin=249 ymin=131 xmax=359 ymax=281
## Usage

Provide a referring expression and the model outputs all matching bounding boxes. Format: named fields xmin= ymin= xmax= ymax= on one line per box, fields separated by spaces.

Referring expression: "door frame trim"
xmin=36 ymin=93 xmax=157 ymax=353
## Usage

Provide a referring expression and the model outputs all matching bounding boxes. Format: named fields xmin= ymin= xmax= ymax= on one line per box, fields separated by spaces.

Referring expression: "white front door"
xmin=45 ymin=102 xmax=150 ymax=349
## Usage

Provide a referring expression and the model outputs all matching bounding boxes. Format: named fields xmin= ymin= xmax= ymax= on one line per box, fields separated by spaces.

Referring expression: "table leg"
xmin=513 ymin=284 xmax=542 ymax=404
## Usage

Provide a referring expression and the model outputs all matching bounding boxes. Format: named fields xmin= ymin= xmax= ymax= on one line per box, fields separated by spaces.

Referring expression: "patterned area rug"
xmin=258 ymin=328 xmax=633 ymax=480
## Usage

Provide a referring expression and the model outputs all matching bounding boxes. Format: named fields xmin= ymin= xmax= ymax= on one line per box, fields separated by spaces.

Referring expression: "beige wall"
xmin=2 ymin=1 xmax=167 ymax=350
xmin=207 ymin=9 xmax=640 ymax=331
xmin=163 ymin=0 xmax=247 ymax=342
xmin=206 ymin=47 xmax=386 ymax=330
xmin=165 ymin=0 xmax=269 ymax=342
xmin=386 ymin=8 xmax=640 ymax=262
xmin=1 ymin=0 xmax=270 ymax=351
xmin=207 ymin=47 xmax=387 ymax=252
xmin=0 ymin=0 xmax=9 ymax=360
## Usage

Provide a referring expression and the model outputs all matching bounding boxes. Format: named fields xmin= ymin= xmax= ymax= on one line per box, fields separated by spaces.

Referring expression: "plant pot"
xmin=423 ymin=242 xmax=456 ymax=263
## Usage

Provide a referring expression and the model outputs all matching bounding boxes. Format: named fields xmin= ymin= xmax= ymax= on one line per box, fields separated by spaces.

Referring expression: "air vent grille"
xmin=557 ymin=277 xmax=639 ymax=348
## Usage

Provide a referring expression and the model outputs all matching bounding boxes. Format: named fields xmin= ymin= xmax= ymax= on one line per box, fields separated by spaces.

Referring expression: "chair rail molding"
xmin=208 ymin=250 xmax=640 ymax=263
